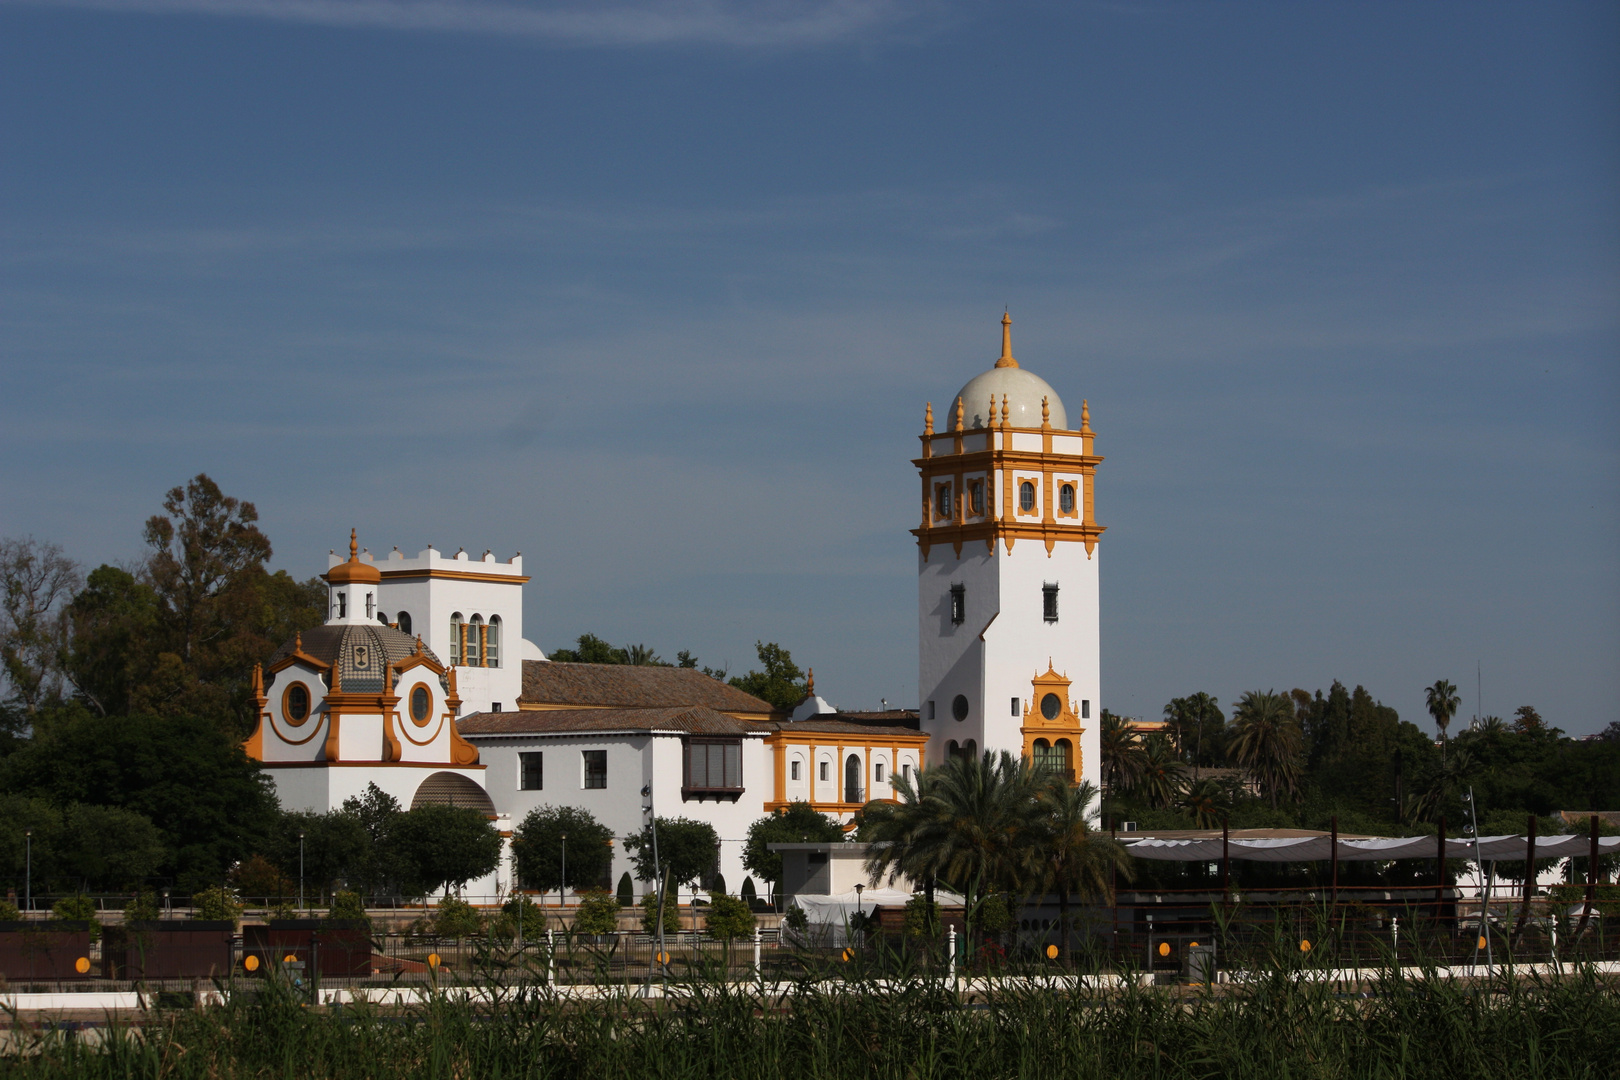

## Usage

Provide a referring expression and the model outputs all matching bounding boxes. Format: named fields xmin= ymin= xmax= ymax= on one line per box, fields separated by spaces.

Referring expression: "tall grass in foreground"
xmin=6 ymin=962 xmax=1619 ymax=1080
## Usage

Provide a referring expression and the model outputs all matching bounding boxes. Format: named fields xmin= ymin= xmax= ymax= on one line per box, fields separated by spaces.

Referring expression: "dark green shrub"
xmin=573 ymin=890 xmax=620 ymax=935
xmin=496 ymin=894 xmax=545 ymax=939
xmin=704 ymin=894 xmax=755 ymax=940
xmin=0 ymin=899 xmax=20 ymax=922
xmin=783 ymin=903 xmax=808 ymax=933
xmin=903 ymin=894 xmax=941 ymax=938
xmin=640 ymin=892 xmax=681 ymax=935
xmin=324 ymin=889 xmax=369 ymax=928
xmin=51 ymin=894 xmax=101 ymax=941
xmin=124 ymin=889 xmax=159 ymax=923
xmin=191 ymin=886 xmax=243 ymax=924
xmin=977 ymin=893 xmax=1011 ymax=935
xmin=433 ymin=895 xmax=483 ymax=939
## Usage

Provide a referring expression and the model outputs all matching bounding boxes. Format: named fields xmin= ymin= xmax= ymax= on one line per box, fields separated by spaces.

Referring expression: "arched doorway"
xmin=844 ymin=754 xmax=863 ymax=803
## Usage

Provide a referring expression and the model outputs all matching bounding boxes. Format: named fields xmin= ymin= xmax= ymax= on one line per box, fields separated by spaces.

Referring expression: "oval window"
xmin=952 ymin=694 xmax=970 ymax=721
xmin=1060 ymin=483 xmax=1075 ymax=514
xmin=1019 ymin=481 xmax=1035 ymax=512
xmin=1041 ymin=693 xmax=1062 ymax=720
xmin=285 ymin=684 xmax=309 ymax=723
xmin=410 ymin=685 xmax=432 ymax=723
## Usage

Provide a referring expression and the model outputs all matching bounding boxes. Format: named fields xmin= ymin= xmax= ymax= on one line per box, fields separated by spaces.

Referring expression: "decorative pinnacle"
xmin=348 ymin=529 xmax=358 ymax=560
xmin=1080 ymin=398 xmax=1094 ymax=436
xmin=988 ymin=394 xmax=996 ymax=429
xmin=1041 ymin=395 xmax=1050 ymax=428
xmin=954 ymin=397 xmax=964 ymax=432
xmin=924 ymin=402 xmax=934 ymax=435
xmin=1000 ymin=396 xmax=1010 ymax=427
xmin=995 ymin=311 xmax=1019 ymax=369
xmin=807 ymin=668 xmax=815 ymax=695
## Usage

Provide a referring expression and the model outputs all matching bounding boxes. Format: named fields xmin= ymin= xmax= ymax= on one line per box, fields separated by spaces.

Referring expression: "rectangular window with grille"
xmin=683 ymin=739 xmax=742 ymax=795
xmin=1043 ymin=583 xmax=1059 ymax=622
xmin=519 ymin=752 xmax=543 ymax=790
xmin=582 ymin=750 xmax=607 ymax=789
xmin=950 ymin=583 xmax=965 ymax=625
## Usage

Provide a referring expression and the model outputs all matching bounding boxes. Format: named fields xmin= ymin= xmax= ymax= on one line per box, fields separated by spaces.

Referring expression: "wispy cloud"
xmin=3 ymin=0 xmax=941 ymax=47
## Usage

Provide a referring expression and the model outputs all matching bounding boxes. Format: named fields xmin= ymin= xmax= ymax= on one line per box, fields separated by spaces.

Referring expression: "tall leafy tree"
xmin=387 ymin=804 xmax=502 ymax=897
xmin=728 ymin=642 xmax=807 ymax=713
xmin=0 ymin=537 xmax=80 ymax=724
xmin=625 ymin=817 xmax=721 ymax=893
xmin=1229 ymin=690 xmax=1305 ymax=811
xmin=1162 ymin=693 xmax=1224 ymax=770
xmin=1425 ymin=679 xmax=1461 ymax=762
xmin=512 ymin=805 xmax=616 ymax=894
xmin=62 ymin=566 xmax=161 ymax=718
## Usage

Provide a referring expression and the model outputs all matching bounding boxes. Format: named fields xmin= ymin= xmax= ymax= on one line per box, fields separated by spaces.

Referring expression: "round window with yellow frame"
xmin=283 ymin=682 xmax=311 ymax=725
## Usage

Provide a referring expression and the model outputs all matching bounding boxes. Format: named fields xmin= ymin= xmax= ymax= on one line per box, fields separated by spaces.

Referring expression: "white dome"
xmin=954 ymin=366 xmax=1068 ymax=430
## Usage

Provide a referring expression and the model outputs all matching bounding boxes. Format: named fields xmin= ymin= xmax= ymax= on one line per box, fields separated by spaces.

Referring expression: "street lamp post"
xmin=560 ymin=832 xmax=568 ymax=910
xmin=854 ymin=883 xmax=865 ymax=944
xmin=299 ymin=831 xmax=306 ymax=912
xmin=24 ymin=829 xmax=31 ymax=916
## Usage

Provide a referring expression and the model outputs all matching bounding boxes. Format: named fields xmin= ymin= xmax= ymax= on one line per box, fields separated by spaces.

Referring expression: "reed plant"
xmin=4 ymin=951 xmax=1617 ymax=1079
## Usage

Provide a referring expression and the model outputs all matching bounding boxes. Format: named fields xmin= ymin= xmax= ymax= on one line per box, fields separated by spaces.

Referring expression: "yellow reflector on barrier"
xmin=1046 ymin=944 xmax=1059 ymax=959
xmin=1299 ymin=940 xmax=1311 ymax=952
xmin=284 ymin=954 xmax=298 ymax=963
xmin=1188 ymin=942 xmax=1199 ymax=949
xmin=1158 ymin=942 xmax=1171 ymax=957
xmin=75 ymin=957 xmax=90 ymax=974
xmin=1478 ymin=936 xmax=1488 ymax=950
xmin=427 ymin=953 xmax=441 ymax=968
xmin=244 ymin=955 xmax=260 ymax=972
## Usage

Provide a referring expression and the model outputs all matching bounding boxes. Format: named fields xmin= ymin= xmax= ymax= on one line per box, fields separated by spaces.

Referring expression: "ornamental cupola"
xmin=323 ymin=528 xmax=382 ymax=624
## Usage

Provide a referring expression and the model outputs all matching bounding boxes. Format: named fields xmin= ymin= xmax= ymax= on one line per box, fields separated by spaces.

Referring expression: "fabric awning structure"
xmin=1120 ymin=834 xmax=1620 ymax=863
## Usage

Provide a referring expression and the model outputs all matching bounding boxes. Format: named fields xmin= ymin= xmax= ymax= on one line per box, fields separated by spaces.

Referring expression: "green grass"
xmin=5 ymin=961 xmax=1618 ymax=1079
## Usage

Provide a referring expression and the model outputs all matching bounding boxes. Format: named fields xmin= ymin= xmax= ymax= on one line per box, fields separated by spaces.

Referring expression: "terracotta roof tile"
xmin=459 ymin=706 xmax=763 ymax=738
xmin=519 ymin=661 xmax=775 ymax=714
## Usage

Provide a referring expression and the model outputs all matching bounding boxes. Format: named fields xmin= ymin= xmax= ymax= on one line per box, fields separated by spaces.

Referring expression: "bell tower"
xmin=914 ymin=314 xmax=1104 ymax=789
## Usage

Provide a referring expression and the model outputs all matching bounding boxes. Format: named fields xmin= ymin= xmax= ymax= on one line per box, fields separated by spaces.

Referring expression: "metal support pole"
xmin=1576 ymin=815 xmax=1598 ymax=939
xmin=1435 ymin=815 xmax=1446 ymax=926
xmin=546 ymin=928 xmax=555 ymax=986
xmin=1514 ymin=814 xmax=1537 ymax=942
xmin=299 ymin=832 xmax=306 ymax=912
xmin=1329 ymin=816 xmax=1339 ymax=908
xmin=753 ymin=925 xmax=762 ymax=981
xmin=560 ymin=833 xmax=567 ymax=911
xmin=24 ymin=830 xmax=31 ymax=916
xmin=1391 ymin=916 xmax=1399 ymax=968
xmin=947 ymin=925 xmax=957 ymax=984
xmin=1221 ymin=819 xmax=1230 ymax=899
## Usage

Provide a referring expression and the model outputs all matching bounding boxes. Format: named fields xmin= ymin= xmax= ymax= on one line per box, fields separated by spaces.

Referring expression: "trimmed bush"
xmin=497 ymin=894 xmax=546 ymax=939
xmin=51 ymin=894 xmax=101 ymax=941
xmin=0 ymin=899 xmax=19 ymax=922
xmin=124 ymin=889 xmax=160 ymax=923
xmin=433 ymin=895 xmax=482 ymax=939
xmin=704 ymin=894 xmax=755 ymax=940
xmin=903 ymin=895 xmax=941 ymax=938
xmin=573 ymin=890 xmax=621 ymax=935
xmin=640 ymin=892 xmax=681 ymax=935
xmin=191 ymin=886 xmax=243 ymax=924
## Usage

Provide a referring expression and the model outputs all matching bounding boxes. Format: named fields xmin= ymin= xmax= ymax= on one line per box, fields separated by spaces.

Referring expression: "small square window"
xmin=790 ymin=760 xmax=801 ymax=781
xmin=1081 ymin=699 xmax=1091 ymax=719
xmin=902 ymin=763 xmax=913 ymax=784
xmin=519 ymin=752 xmax=543 ymax=790
xmin=875 ymin=762 xmax=886 ymax=783
xmin=491 ymin=702 xmax=502 ymax=713
xmin=819 ymin=760 xmax=829 ymax=782
xmin=1011 ymin=697 xmax=1020 ymax=716
xmin=583 ymin=750 xmax=607 ymax=789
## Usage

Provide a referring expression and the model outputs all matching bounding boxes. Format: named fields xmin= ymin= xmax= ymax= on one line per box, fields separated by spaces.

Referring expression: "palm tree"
xmin=1099 ymin=710 xmax=1146 ymax=796
xmin=1136 ymin=735 xmax=1187 ymax=809
xmin=1032 ymin=776 xmax=1132 ymax=962
xmin=863 ymin=751 xmax=1043 ymax=941
xmin=1425 ymin=679 xmax=1460 ymax=763
xmin=1228 ymin=690 xmax=1304 ymax=810
xmin=1180 ymin=776 xmax=1238 ymax=829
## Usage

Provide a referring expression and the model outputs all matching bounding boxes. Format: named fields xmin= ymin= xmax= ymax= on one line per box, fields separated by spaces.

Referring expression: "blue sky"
xmin=2 ymin=1 xmax=1616 ymax=734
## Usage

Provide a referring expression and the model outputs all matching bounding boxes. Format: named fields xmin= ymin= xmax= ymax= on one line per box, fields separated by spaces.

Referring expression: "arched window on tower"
xmin=1019 ymin=481 xmax=1036 ymax=513
xmin=396 ymin=611 xmax=412 ymax=636
xmin=486 ymin=615 xmax=501 ymax=669
xmin=844 ymin=754 xmax=863 ymax=804
xmin=467 ymin=615 xmax=484 ymax=667
xmin=449 ymin=613 xmax=464 ymax=665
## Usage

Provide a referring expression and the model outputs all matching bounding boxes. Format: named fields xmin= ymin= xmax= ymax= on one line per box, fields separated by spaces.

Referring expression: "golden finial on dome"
xmin=924 ymin=402 xmax=934 ymax=435
xmin=1080 ymin=398 xmax=1094 ymax=437
xmin=348 ymin=528 xmax=358 ymax=560
xmin=988 ymin=394 xmax=996 ymax=429
xmin=995 ymin=311 xmax=1019 ymax=369
xmin=807 ymin=668 xmax=815 ymax=695
xmin=1041 ymin=395 xmax=1050 ymax=429
xmin=954 ymin=397 xmax=964 ymax=432
xmin=1000 ymin=396 xmax=1010 ymax=428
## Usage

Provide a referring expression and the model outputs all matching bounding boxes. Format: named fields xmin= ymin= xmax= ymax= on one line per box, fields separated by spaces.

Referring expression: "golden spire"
xmin=924 ymin=402 xmax=934 ymax=436
xmin=995 ymin=311 xmax=1019 ymax=369
xmin=953 ymin=397 xmax=964 ymax=432
xmin=807 ymin=668 xmax=815 ymax=695
xmin=294 ymin=631 xmax=302 ymax=652
xmin=1080 ymin=398 xmax=1093 ymax=435
xmin=349 ymin=528 xmax=358 ymax=560
xmin=1041 ymin=395 xmax=1050 ymax=429
xmin=415 ymin=634 xmax=424 ymax=655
